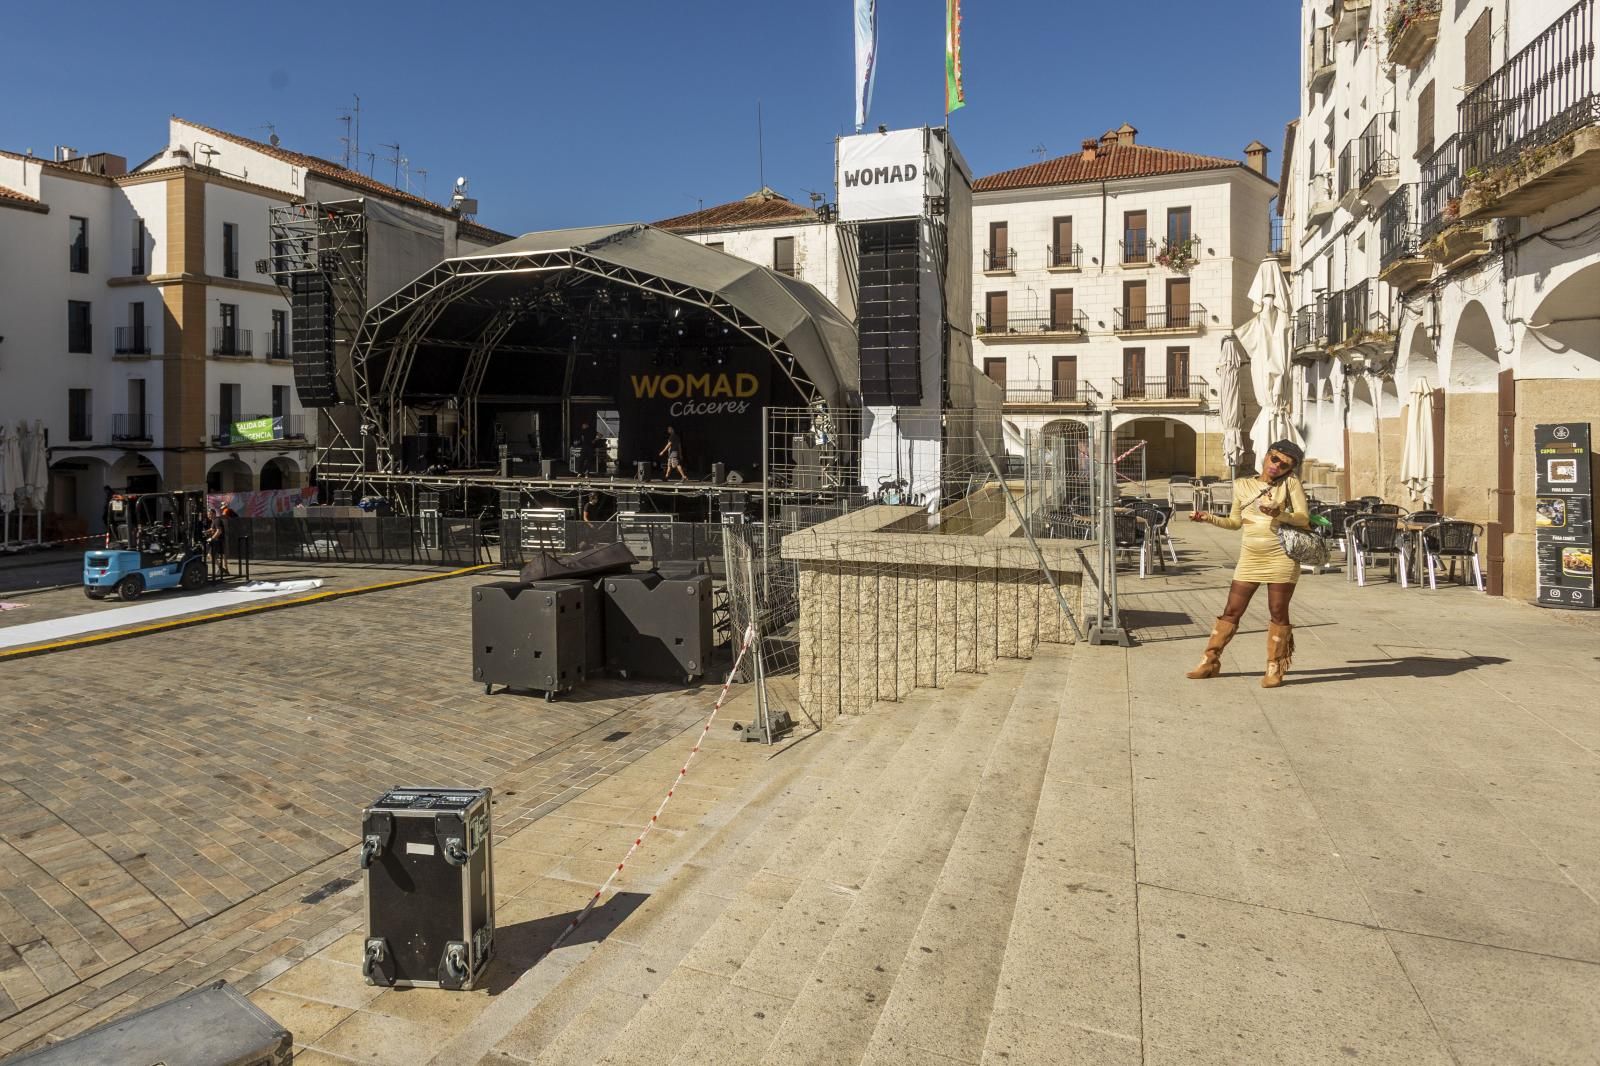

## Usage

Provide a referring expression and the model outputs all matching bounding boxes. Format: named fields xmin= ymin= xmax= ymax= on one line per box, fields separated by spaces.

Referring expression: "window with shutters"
xmin=1122 ymin=280 xmax=1147 ymax=329
xmin=1050 ymin=289 xmax=1075 ymax=332
xmin=984 ymin=291 xmax=1008 ymax=332
xmin=1122 ymin=348 xmax=1146 ymax=396
xmin=987 ymin=222 xmax=1010 ymax=270
xmin=1167 ymin=347 xmax=1191 ymax=395
xmin=773 ymin=236 xmax=796 ymax=276
xmin=1123 ymin=210 xmax=1149 ymax=263
xmin=1465 ymin=10 xmax=1491 ymax=88
xmin=1052 ymin=356 xmax=1077 ymax=401
xmin=1416 ymin=80 xmax=1436 ymax=158
xmin=1166 ymin=278 xmax=1192 ymax=327
xmin=1051 ymin=216 xmax=1074 ymax=267
xmin=983 ymin=358 xmax=1007 ymax=387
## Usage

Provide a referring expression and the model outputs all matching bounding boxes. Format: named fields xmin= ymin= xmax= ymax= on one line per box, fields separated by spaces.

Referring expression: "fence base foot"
xmin=1086 ymin=624 xmax=1135 ymax=647
xmin=740 ymin=709 xmax=794 ymax=744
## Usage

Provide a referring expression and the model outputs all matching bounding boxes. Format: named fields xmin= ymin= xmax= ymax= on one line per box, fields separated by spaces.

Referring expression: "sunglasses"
xmin=1266 ymin=453 xmax=1297 ymax=469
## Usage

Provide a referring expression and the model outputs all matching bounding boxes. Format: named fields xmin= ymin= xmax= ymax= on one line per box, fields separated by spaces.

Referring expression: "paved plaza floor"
xmin=1 ymin=517 xmax=1596 ymax=1064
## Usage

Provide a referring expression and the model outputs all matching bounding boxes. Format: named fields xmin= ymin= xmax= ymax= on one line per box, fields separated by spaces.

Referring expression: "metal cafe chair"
xmin=1369 ymin=502 xmax=1404 ymax=516
xmin=1135 ymin=501 xmax=1178 ymax=568
xmin=1360 ymin=495 xmax=1383 ymax=508
xmin=1342 ymin=499 xmax=1370 ymax=512
xmin=1167 ymin=476 xmax=1197 ymax=510
xmin=1419 ymin=520 xmax=1486 ymax=592
xmin=1346 ymin=515 xmax=1408 ymax=587
xmin=1405 ymin=510 xmax=1440 ymax=525
xmin=1112 ymin=511 xmax=1151 ymax=578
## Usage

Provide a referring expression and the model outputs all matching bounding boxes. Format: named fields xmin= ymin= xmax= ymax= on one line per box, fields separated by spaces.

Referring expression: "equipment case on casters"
xmin=361 ymin=786 xmax=494 ymax=990
xmin=471 ymin=579 xmax=600 ymax=700
xmin=599 ymin=571 xmax=714 ymax=683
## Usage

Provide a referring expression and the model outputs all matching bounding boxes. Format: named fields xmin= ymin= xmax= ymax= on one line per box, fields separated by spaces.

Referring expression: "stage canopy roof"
xmin=353 ymin=223 xmax=859 ymax=426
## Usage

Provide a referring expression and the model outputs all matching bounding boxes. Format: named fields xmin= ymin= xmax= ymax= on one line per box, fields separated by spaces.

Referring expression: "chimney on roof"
xmin=1116 ymin=123 xmax=1137 ymax=147
xmin=1080 ymin=138 xmax=1098 ymax=162
xmin=1099 ymin=129 xmax=1118 ymax=153
xmin=1244 ymin=139 xmax=1270 ymax=175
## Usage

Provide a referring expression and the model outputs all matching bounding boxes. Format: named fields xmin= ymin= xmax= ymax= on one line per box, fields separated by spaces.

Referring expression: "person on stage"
xmin=659 ymin=426 xmax=687 ymax=481
xmin=1184 ymin=440 xmax=1310 ymax=688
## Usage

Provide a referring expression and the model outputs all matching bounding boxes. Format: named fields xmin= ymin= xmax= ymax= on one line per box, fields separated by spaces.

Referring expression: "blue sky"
xmin=6 ymin=1 xmax=1298 ymax=234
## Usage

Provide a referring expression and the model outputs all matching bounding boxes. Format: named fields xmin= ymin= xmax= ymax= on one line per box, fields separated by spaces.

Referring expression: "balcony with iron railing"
xmin=1378 ymin=184 xmax=1432 ymax=291
xmin=211 ymin=413 xmax=306 ymax=444
xmin=975 ymin=310 xmax=1089 ymax=340
xmin=1337 ymin=141 xmax=1356 ymax=198
xmin=1112 ymin=375 xmax=1209 ymax=403
xmin=267 ymin=336 xmax=291 ymax=361
xmin=1357 ymin=112 xmax=1399 ymax=193
xmin=1046 ymin=243 xmax=1083 ymax=270
xmin=1309 ymin=25 xmax=1336 ymax=90
xmin=1293 ymin=305 xmax=1326 ymax=354
xmin=1306 ymin=172 xmax=1338 ymax=225
xmin=114 ymin=325 xmax=152 ymax=356
xmin=111 ymin=413 xmax=153 ymax=441
xmin=1385 ymin=0 xmax=1442 ymax=68
xmin=1269 ymin=211 xmax=1288 ymax=259
xmin=211 ymin=327 xmax=254 ymax=358
xmin=1327 ymin=281 xmax=1392 ymax=349
xmin=1156 ymin=233 xmax=1201 ymax=271
xmin=1418 ymin=134 xmax=1462 ymax=243
xmin=983 ymin=248 xmax=1017 ymax=273
xmin=1120 ymin=230 xmax=1154 ymax=266
xmin=1334 ymin=0 xmax=1372 ymax=41
xmin=1458 ymin=0 xmax=1600 ymax=220
xmin=1113 ymin=304 xmax=1205 ymax=335
xmin=1002 ymin=379 xmax=1101 ymax=406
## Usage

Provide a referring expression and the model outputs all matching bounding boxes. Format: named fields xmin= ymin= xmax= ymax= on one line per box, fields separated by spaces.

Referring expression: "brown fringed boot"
xmin=1262 ymin=623 xmax=1294 ymax=688
xmin=1186 ymin=618 xmax=1237 ymax=679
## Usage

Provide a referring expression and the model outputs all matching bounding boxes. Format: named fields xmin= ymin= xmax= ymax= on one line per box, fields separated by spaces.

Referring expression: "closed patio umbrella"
xmin=24 ymin=419 xmax=49 ymax=510
xmin=1399 ymin=376 xmax=1435 ymax=507
xmin=0 ymin=424 xmax=17 ymax=515
xmin=1217 ymin=334 xmax=1246 ymax=477
xmin=1240 ymin=259 xmax=1300 ymax=456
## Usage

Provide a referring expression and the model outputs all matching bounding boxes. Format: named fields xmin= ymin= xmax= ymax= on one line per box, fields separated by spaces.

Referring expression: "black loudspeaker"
xmin=710 ymin=462 xmax=726 ymax=485
xmin=290 ymin=274 xmax=340 ymax=407
xmin=600 ymin=572 xmax=714 ymax=683
xmin=401 ymin=433 xmax=446 ymax=473
xmin=856 ymin=220 xmax=923 ymax=405
xmin=471 ymin=580 xmax=598 ymax=700
xmin=360 ymin=787 xmax=493 ymax=991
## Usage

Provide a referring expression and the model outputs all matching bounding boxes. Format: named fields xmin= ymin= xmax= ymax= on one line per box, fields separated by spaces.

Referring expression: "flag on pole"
xmin=854 ymin=0 xmax=878 ymax=132
xmin=945 ymin=0 xmax=965 ymax=114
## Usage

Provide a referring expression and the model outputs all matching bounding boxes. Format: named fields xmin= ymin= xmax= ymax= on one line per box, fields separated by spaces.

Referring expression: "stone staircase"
xmin=444 ymin=644 xmax=1097 ymax=1066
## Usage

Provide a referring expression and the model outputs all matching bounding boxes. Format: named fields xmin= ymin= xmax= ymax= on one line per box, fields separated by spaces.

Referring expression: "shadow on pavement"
xmin=480 ymin=890 xmax=650 ymax=994
xmin=1284 ymin=654 xmax=1509 ymax=684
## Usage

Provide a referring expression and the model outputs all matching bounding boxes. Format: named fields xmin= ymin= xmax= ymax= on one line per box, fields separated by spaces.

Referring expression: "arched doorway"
xmin=207 ymin=458 xmax=253 ymax=493
xmin=259 ymin=456 xmax=302 ymax=491
xmin=110 ymin=451 xmax=162 ymax=494
xmin=48 ymin=456 xmax=111 ymax=536
xmin=1114 ymin=417 xmax=1198 ymax=480
xmin=1441 ymin=300 xmax=1504 ymax=529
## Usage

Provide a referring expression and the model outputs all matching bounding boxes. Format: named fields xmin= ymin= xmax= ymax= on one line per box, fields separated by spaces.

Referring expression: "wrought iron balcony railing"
xmin=1270 ymin=210 xmax=1287 ymax=255
xmin=983 ymin=248 xmax=1017 ymax=271
xmin=1293 ymin=305 xmax=1326 ymax=350
xmin=1358 ymin=112 xmax=1399 ymax=189
xmin=1113 ymin=304 xmax=1205 ymax=332
xmin=1047 ymin=243 xmax=1083 ymax=268
xmin=1120 ymin=230 xmax=1153 ymax=265
xmin=1418 ymin=134 xmax=1462 ymax=243
xmin=111 ymin=413 xmax=153 ymax=441
xmin=1458 ymin=0 xmax=1599 ymax=178
xmin=975 ymin=311 xmax=1088 ymax=337
xmin=1380 ymin=184 xmax=1424 ymax=266
xmin=114 ymin=325 xmax=152 ymax=355
xmin=1003 ymin=380 xmax=1101 ymax=404
xmin=1326 ymin=281 xmax=1390 ymax=345
xmin=1113 ymin=375 xmax=1208 ymax=401
xmin=1337 ymin=141 xmax=1356 ymax=197
xmin=211 ymin=327 xmax=253 ymax=358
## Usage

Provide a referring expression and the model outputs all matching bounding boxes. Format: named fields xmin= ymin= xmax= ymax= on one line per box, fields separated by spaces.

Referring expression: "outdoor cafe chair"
xmin=1346 ymin=515 xmax=1409 ymax=587
xmin=1369 ymin=502 xmax=1404 ymax=516
xmin=1167 ymin=476 xmax=1196 ymax=510
xmin=1112 ymin=511 xmax=1151 ymax=578
xmin=1342 ymin=499 xmax=1370 ymax=512
xmin=1405 ymin=510 xmax=1440 ymax=524
xmin=1134 ymin=502 xmax=1176 ymax=569
xmin=1419 ymin=520 xmax=1485 ymax=592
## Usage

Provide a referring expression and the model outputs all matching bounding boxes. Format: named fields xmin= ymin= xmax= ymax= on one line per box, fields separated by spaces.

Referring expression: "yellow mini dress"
xmin=1205 ymin=476 xmax=1312 ymax=584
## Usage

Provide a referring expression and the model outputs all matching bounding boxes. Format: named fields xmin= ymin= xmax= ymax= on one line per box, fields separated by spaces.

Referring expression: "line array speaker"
xmin=856 ymin=220 xmax=923 ymax=406
xmin=290 ymin=274 xmax=340 ymax=407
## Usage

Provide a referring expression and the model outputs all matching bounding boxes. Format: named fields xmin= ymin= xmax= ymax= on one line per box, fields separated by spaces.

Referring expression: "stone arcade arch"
xmin=259 ymin=455 xmax=303 ymax=491
xmin=206 ymin=458 xmax=254 ymax=494
xmin=1519 ymin=262 xmax=1600 ymax=381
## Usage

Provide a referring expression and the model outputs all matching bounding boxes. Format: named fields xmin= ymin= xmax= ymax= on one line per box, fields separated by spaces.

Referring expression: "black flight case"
xmin=599 ymin=571 xmax=714 ymax=683
xmin=361 ymin=786 xmax=494 ymax=990
xmin=471 ymin=579 xmax=601 ymax=700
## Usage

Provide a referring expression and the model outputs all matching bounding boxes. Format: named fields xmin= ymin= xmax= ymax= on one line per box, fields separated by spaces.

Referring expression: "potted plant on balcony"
xmin=1156 ymin=236 xmax=1199 ymax=273
xmin=1385 ymin=0 xmax=1440 ymax=52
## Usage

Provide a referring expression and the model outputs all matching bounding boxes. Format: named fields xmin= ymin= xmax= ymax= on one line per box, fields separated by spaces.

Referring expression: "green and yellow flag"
xmin=945 ymin=0 xmax=965 ymax=114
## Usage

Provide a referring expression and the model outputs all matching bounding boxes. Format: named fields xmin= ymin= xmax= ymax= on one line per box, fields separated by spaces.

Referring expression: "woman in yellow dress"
xmin=1184 ymin=440 xmax=1311 ymax=688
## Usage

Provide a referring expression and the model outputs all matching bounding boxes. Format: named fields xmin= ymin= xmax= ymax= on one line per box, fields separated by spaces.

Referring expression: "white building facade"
xmin=0 ymin=118 xmax=506 ymax=537
xmin=968 ymin=126 xmax=1278 ymax=478
xmin=1285 ymin=0 xmax=1600 ymax=600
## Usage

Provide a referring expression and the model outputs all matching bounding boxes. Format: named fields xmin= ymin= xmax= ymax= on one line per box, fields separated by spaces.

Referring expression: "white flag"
xmin=854 ymin=0 xmax=877 ymax=132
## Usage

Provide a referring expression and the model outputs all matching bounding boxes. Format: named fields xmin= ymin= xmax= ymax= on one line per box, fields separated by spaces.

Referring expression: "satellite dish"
xmin=269 ymin=134 xmax=281 ymax=147
xmin=455 ymin=176 xmax=468 ymax=189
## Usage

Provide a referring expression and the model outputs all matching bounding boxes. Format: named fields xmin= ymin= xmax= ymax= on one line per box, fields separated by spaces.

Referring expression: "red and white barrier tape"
xmin=529 ymin=622 xmax=759 ymax=965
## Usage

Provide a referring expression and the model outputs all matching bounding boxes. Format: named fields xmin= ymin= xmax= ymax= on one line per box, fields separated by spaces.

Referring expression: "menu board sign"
xmin=1534 ymin=422 xmax=1594 ymax=609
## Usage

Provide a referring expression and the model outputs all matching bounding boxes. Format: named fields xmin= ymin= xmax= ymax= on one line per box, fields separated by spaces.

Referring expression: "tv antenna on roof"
xmin=258 ymin=123 xmax=280 ymax=147
xmin=1031 ymin=143 xmax=1048 ymax=161
xmin=338 ymin=94 xmax=362 ymax=167
xmin=379 ymin=142 xmax=403 ymax=188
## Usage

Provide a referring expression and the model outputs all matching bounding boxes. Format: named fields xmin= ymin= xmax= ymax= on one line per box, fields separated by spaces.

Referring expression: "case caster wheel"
xmin=544 ymin=690 xmax=556 ymax=704
xmin=484 ymin=683 xmax=493 ymax=695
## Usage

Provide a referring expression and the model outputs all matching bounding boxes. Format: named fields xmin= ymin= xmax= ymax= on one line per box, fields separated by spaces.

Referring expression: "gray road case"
xmin=3 ymin=980 xmax=290 ymax=1065
xmin=600 ymin=571 xmax=714 ymax=683
xmin=361 ymin=786 xmax=494 ymax=990
xmin=472 ymin=579 xmax=600 ymax=700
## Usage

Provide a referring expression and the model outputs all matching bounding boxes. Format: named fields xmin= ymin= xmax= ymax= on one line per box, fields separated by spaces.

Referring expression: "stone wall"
xmin=782 ymin=506 xmax=1083 ymax=723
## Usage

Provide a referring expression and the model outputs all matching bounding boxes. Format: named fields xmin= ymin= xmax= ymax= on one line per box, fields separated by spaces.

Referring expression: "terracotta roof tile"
xmin=0 ymin=183 xmax=45 ymax=209
xmin=974 ymin=141 xmax=1268 ymax=192
xmin=656 ymin=189 xmax=820 ymax=232
xmin=173 ymin=118 xmax=513 ymax=241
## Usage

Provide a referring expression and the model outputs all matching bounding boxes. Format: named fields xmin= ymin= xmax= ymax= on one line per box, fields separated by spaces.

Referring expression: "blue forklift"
xmin=83 ymin=490 xmax=213 ymax=600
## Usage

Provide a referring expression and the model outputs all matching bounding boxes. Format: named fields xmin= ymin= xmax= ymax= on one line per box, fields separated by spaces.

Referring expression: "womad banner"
xmin=616 ymin=350 xmax=769 ymax=477
xmin=1533 ymin=422 xmax=1594 ymax=609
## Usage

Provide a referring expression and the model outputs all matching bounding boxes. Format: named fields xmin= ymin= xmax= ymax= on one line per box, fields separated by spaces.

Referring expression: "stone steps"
xmin=458 ymin=671 xmax=998 ymax=1066
xmin=586 ymin=668 xmax=1023 ymax=1066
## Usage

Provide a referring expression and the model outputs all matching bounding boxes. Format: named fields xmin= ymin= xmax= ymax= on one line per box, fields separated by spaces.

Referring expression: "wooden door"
xmin=1488 ymin=368 xmax=1516 ymax=595
xmin=1123 ymin=348 xmax=1146 ymax=397
xmin=983 ymin=358 xmax=1007 ymax=388
xmin=1051 ymin=289 xmax=1074 ymax=331
xmin=1166 ymin=347 xmax=1190 ymax=396
xmin=1124 ymin=281 xmax=1146 ymax=329
xmin=986 ymin=291 xmax=1008 ymax=332
xmin=1166 ymin=277 xmax=1191 ymax=327
xmin=1431 ymin=388 xmax=1447 ymax=508
xmin=1053 ymin=216 xmax=1073 ymax=264
xmin=1124 ymin=210 xmax=1148 ymax=261
xmin=989 ymin=221 xmax=1009 ymax=268
xmin=1052 ymin=356 xmax=1077 ymax=401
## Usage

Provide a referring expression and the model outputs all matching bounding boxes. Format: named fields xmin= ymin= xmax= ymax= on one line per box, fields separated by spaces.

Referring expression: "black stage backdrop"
xmin=616 ymin=348 xmax=770 ymax=478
